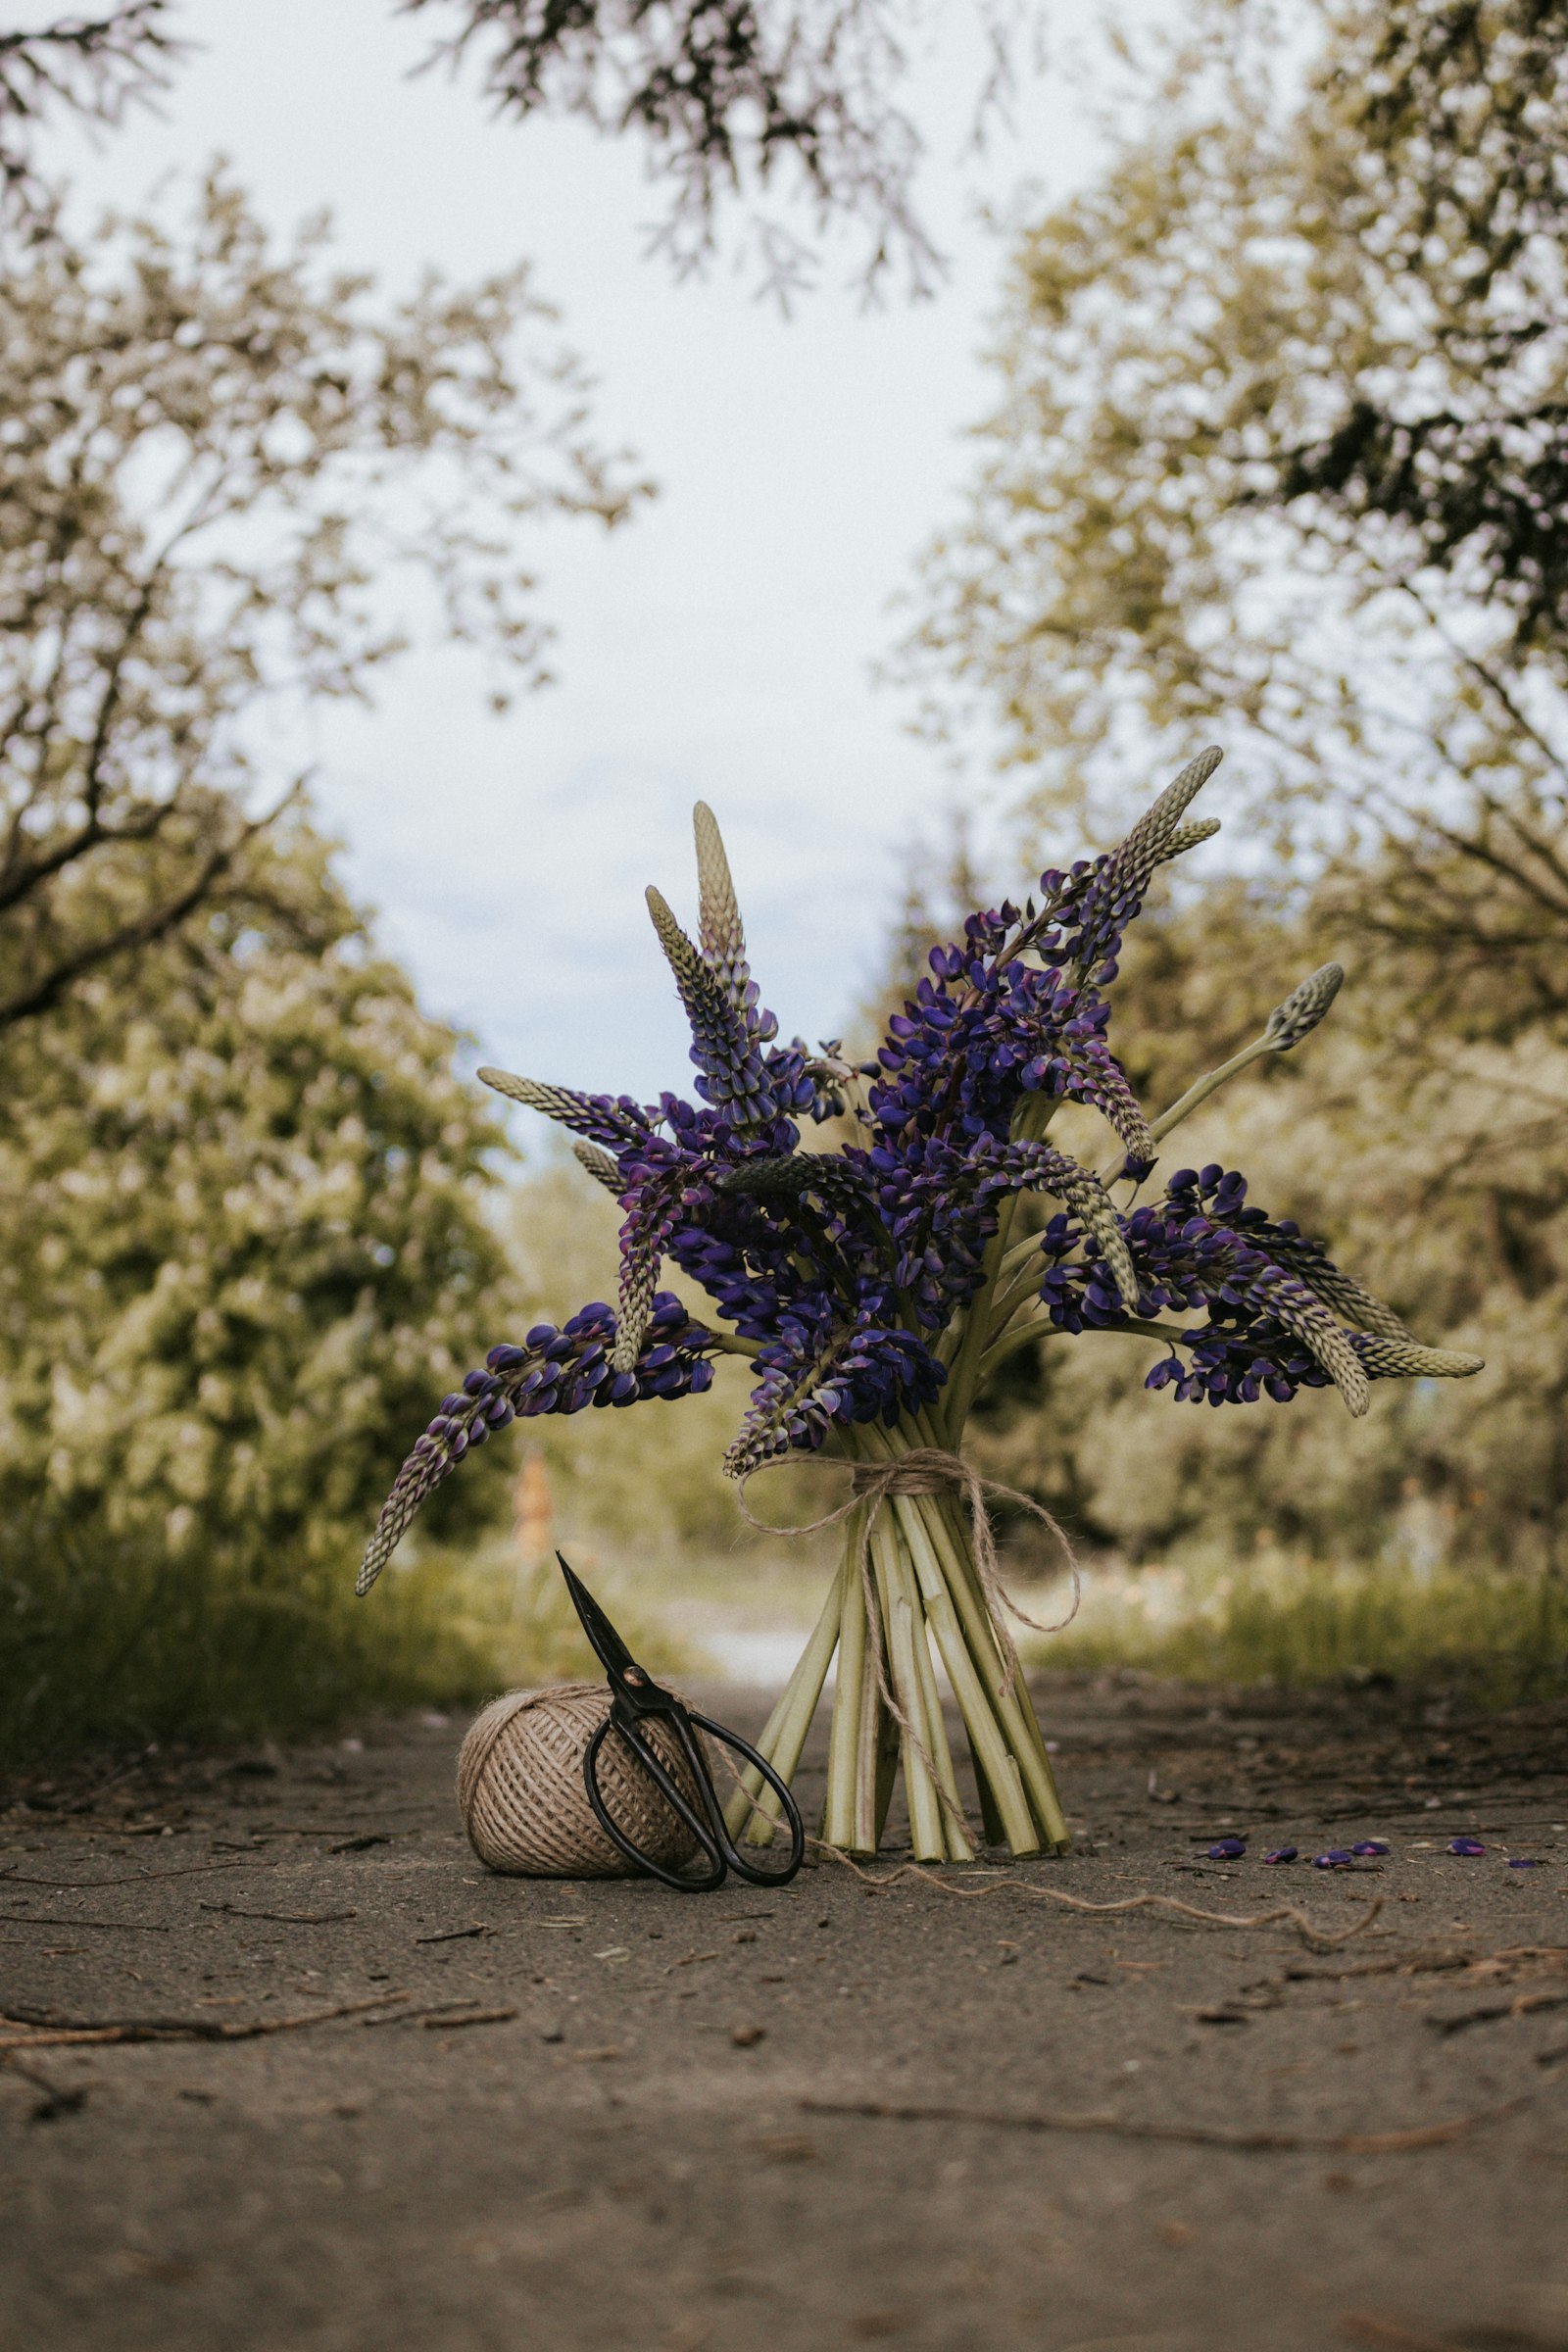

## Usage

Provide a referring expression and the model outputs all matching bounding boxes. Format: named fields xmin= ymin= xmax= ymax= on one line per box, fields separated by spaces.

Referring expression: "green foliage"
xmin=0 ymin=1508 xmax=501 ymax=1770
xmin=897 ymin=0 xmax=1568 ymax=1581
xmin=0 ymin=812 xmax=536 ymax=1763
xmin=1029 ymin=1545 xmax=1568 ymax=1710
xmin=0 ymin=820 xmax=516 ymax=1563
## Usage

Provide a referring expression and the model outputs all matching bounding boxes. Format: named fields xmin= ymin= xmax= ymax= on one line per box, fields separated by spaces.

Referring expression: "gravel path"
xmin=4 ymin=1673 xmax=1567 ymax=2352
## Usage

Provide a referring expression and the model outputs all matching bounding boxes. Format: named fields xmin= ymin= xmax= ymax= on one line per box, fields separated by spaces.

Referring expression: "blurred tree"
xmin=403 ymin=0 xmax=958 ymax=298
xmin=0 ymin=805 xmax=529 ymax=1754
xmin=0 ymin=165 xmax=654 ymax=1753
xmin=0 ymin=169 xmax=648 ymax=1036
xmin=896 ymin=0 xmax=1568 ymax=1571
xmin=0 ymin=811 xmax=515 ymax=1566
xmin=906 ymin=0 xmax=1568 ymax=1053
xmin=0 ymin=1 xmax=1041 ymax=301
xmin=0 ymin=5 xmax=178 ymax=229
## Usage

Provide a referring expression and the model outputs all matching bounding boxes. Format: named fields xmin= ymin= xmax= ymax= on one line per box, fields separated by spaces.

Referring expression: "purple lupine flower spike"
xmin=361 ymin=779 xmax=1487 ymax=1603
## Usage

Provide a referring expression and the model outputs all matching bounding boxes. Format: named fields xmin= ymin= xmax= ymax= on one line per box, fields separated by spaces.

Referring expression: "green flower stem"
xmin=821 ymin=1505 xmax=871 ymax=1851
xmin=702 ymin=1327 xmax=764 ymax=1360
xmin=1097 ymin=1036 xmax=1276 ymax=1186
xmin=858 ymin=1419 xmax=1046 ymax=1857
xmin=854 ymin=1614 xmax=890 ymax=1853
xmin=918 ymin=1484 xmax=1070 ymax=1850
xmin=868 ymin=1511 xmax=947 ymax=1861
xmin=891 ymin=1514 xmax=974 ymax=1861
xmin=725 ymin=1552 xmax=845 ymax=1844
xmin=935 ymin=1095 xmax=1058 ymax=1419
xmin=978 ymin=1308 xmax=1195 ymax=1388
xmin=890 ymin=1489 xmax=1041 ymax=1856
xmin=984 ymin=1259 xmax=1053 ymax=1344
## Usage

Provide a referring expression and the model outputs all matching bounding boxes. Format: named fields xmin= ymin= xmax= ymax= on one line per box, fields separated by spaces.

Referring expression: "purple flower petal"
xmin=1350 ymin=1840 xmax=1389 ymax=1857
xmin=1207 ymin=1838 xmax=1246 ymax=1860
xmin=1447 ymin=1838 xmax=1486 ymax=1857
xmin=1260 ymin=1847 xmax=1298 ymax=1865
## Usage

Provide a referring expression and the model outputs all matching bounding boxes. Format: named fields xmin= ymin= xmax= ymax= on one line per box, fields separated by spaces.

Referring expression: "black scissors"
xmin=558 ymin=1553 xmax=805 ymax=1893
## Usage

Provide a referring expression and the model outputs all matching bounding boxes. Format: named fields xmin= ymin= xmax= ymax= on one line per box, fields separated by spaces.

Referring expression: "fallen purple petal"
xmin=1447 ymin=1838 xmax=1486 ymax=1857
xmin=1313 ymin=1849 xmax=1353 ymax=1869
xmin=1507 ymin=1857 xmax=1543 ymax=1870
xmin=1350 ymin=1840 xmax=1389 ymax=1857
xmin=1207 ymin=1838 xmax=1246 ymax=1860
xmin=1260 ymin=1847 xmax=1298 ymax=1865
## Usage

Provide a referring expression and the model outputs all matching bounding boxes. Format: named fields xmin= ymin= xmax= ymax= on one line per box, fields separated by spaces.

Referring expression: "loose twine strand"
xmin=710 ymin=1744 xmax=1383 ymax=1950
xmin=739 ymin=1447 xmax=1081 ymax=1841
xmin=811 ymin=1843 xmax=1386 ymax=1952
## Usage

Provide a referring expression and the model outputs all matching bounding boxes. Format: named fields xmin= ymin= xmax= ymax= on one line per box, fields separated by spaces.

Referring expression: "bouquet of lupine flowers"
xmin=358 ymin=751 xmax=1483 ymax=1861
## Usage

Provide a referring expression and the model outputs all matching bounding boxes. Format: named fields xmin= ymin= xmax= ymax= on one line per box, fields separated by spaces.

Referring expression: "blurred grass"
xmin=1020 ymin=1545 xmax=1568 ymax=1707
xmin=0 ymin=1512 xmax=686 ymax=1774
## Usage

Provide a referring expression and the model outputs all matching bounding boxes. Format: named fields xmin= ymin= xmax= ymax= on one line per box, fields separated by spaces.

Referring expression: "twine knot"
xmin=740 ymin=1444 xmax=1080 ymax=1701
xmin=738 ymin=1444 xmax=1079 ymax=1842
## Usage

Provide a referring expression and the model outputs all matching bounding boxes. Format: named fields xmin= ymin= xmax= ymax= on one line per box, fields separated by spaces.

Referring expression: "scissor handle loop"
xmin=685 ymin=1711 xmax=807 ymax=1887
xmin=580 ymin=1704 xmax=805 ymax=1893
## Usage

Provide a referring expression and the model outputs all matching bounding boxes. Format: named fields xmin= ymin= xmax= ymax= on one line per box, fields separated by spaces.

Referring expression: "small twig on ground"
xmin=800 ymin=2090 xmax=1536 ymax=2155
xmin=0 ymin=1913 xmax=171 ymax=1933
xmin=412 ymin=1924 xmax=491 ymax=1944
xmin=0 ymin=1861 xmax=263 ymax=1887
xmin=814 ymin=1848 xmax=1384 ymax=1951
xmin=362 ymin=1999 xmax=511 ymax=2030
xmin=1273 ymin=1949 xmax=1475 ymax=1984
xmin=1428 ymin=1990 xmax=1568 ymax=2036
xmin=199 ymin=1903 xmax=358 ymax=1925
xmin=0 ymin=1993 xmax=408 ymax=2050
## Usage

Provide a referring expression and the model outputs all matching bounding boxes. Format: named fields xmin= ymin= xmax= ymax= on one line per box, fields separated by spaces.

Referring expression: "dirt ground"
xmin=4 ymin=1671 xmax=1567 ymax=2352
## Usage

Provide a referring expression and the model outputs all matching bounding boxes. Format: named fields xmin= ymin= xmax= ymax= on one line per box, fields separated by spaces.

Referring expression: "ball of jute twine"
xmin=456 ymin=1682 xmax=705 ymax=1878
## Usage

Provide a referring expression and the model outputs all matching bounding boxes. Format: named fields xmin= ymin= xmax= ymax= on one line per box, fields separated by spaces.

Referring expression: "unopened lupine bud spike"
xmin=1352 ymin=1338 xmax=1485 ymax=1381
xmin=1158 ymin=816 xmax=1221 ymax=864
xmin=1265 ymin=962 xmax=1345 ymax=1051
xmin=1112 ymin=746 xmax=1224 ymax=873
xmin=573 ymin=1140 xmax=622 ymax=1194
xmin=693 ymin=802 xmax=750 ymax=1010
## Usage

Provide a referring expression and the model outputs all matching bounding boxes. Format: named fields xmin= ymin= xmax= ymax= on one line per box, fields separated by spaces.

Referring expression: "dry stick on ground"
xmin=0 ymin=1913 xmax=172 ymax=1933
xmin=1429 ymin=1990 xmax=1568 ymax=2036
xmin=1271 ymin=1949 xmax=1476 ymax=1984
xmin=815 ymin=1848 xmax=1384 ymax=1951
xmin=799 ymin=2090 xmax=1540 ymax=2156
xmin=362 ymin=1999 xmax=514 ymax=2031
xmin=0 ymin=1992 xmax=409 ymax=2051
xmin=0 ymin=1861 xmax=266 ymax=1887
xmin=198 ymin=1903 xmax=358 ymax=1925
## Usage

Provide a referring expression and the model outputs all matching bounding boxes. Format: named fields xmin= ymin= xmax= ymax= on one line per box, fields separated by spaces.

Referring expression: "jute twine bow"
xmin=739 ymin=1448 xmax=1081 ymax=1834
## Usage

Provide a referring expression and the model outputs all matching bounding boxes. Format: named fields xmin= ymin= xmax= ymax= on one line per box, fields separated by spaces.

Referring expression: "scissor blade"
xmin=556 ymin=1553 xmax=641 ymax=1685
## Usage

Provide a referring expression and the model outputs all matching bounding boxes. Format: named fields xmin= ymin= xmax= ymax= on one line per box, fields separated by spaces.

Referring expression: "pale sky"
xmin=43 ymin=0 xmax=1152 ymax=1117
